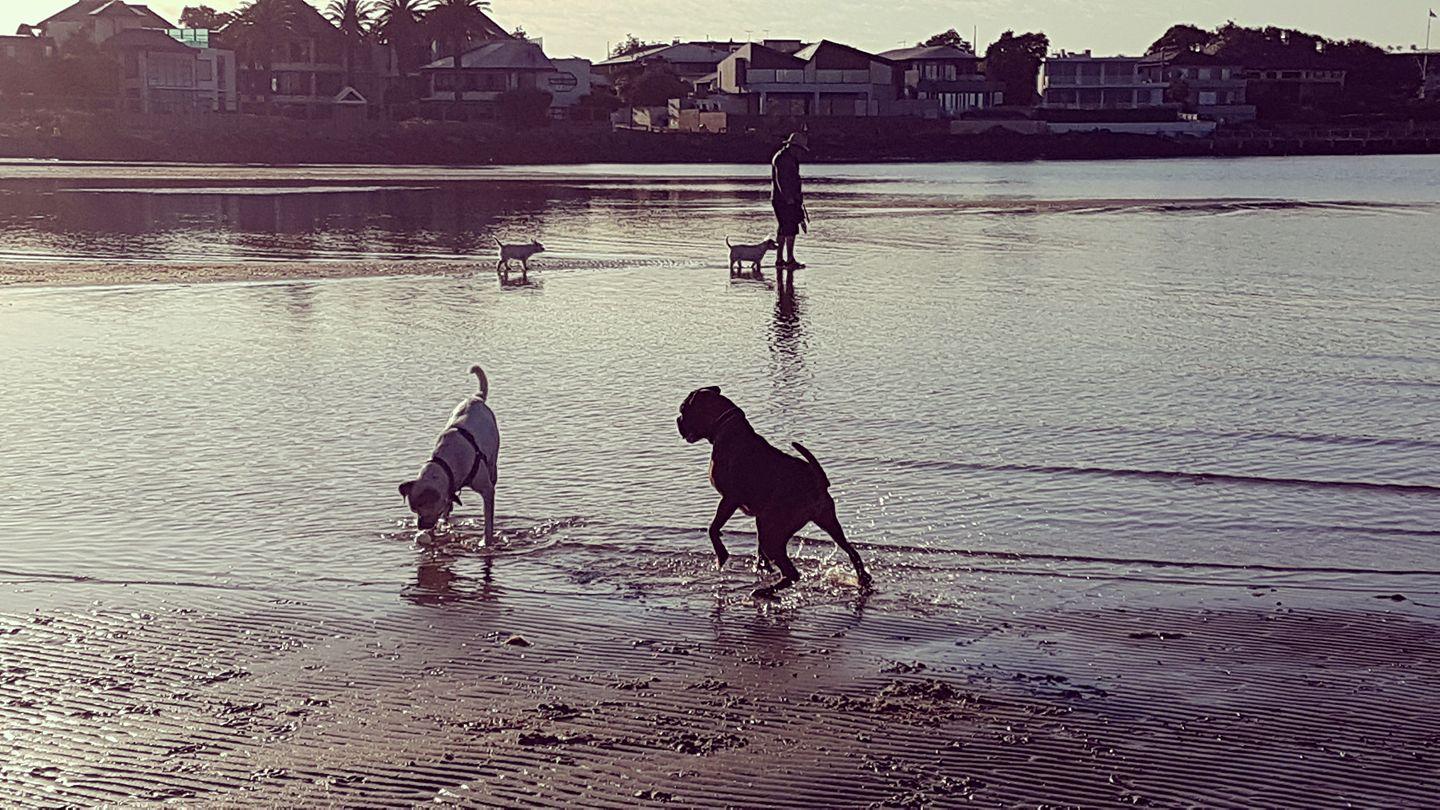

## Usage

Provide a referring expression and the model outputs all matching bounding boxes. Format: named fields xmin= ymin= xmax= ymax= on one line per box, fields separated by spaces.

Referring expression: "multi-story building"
xmin=879 ymin=44 xmax=1003 ymax=115
xmin=713 ymin=40 xmax=901 ymax=117
xmin=1242 ymin=57 xmax=1346 ymax=116
xmin=0 ymin=33 xmax=57 ymax=64
xmin=1138 ymin=49 xmax=1254 ymax=122
xmin=1038 ymin=51 xmax=1164 ymax=110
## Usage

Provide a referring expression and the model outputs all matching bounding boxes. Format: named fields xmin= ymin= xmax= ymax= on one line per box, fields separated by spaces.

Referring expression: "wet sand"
xmin=3 ymin=576 xmax=1435 ymax=806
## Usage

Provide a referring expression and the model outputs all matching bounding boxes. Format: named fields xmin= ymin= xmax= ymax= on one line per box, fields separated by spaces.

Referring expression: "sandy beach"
xmin=3 ymin=158 xmax=1438 ymax=806
xmin=4 ymin=571 xmax=1436 ymax=806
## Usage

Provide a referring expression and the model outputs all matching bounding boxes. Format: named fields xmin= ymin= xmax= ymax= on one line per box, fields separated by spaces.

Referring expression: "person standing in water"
xmin=771 ymin=131 xmax=809 ymax=277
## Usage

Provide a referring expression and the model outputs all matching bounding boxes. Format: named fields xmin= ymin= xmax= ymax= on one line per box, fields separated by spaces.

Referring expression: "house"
xmin=712 ymin=40 xmax=901 ymax=117
xmin=1139 ymin=49 xmax=1255 ymax=122
xmin=543 ymin=57 xmax=594 ymax=117
xmin=595 ymin=41 xmax=740 ymax=84
xmin=0 ymin=33 xmax=57 ymax=64
xmin=1038 ymin=51 xmax=1165 ymax=109
xmin=103 ymin=27 xmax=202 ymax=113
xmin=419 ymin=39 xmax=556 ymax=116
xmin=217 ymin=1 xmax=355 ymax=118
xmin=1241 ymin=55 xmax=1346 ymax=116
xmin=880 ymin=44 xmax=1003 ymax=116
xmin=167 ymin=28 xmax=237 ymax=113
xmin=31 ymin=0 xmax=174 ymax=47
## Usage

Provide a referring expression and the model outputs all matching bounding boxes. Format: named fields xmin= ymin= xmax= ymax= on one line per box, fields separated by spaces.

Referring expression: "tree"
xmin=984 ymin=31 xmax=1048 ymax=106
xmin=1164 ymin=75 xmax=1193 ymax=111
xmin=920 ymin=28 xmax=972 ymax=53
xmin=1148 ymin=24 xmax=1209 ymax=55
xmin=373 ymin=0 xmax=430 ymax=77
xmin=325 ymin=0 xmax=375 ymax=88
xmin=225 ymin=0 xmax=302 ymax=114
xmin=425 ymin=0 xmax=496 ymax=111
xmin=616 ymin=63 xmax=688 ymax=107
xmin=496 ymin=86 xmax=552 ymax=127
xmin=180 ymin=5 xmax=236 ymax=30
xmin=611 ymin=34 xmax=654 ymax=59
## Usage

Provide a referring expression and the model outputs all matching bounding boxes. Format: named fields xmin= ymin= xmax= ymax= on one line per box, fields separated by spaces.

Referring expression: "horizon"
xmin=3 ymin=0 xmax=1437 ymax=62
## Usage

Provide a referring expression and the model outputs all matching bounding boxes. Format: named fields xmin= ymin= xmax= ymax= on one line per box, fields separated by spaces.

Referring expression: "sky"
xmin=5 ymin=0 xmax=1436 ymax=60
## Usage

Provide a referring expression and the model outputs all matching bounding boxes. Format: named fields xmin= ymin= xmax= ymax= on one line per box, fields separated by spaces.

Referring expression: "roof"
xmin=1139 ymin=48 xmax=1236 ymax=67
xmin=879 ymin=44 xmax=978 ymax=61
xmin=792 ymin=39 xmax=891 ymax=65
xmin=102 ymin=27 xmax=192 ymax=52
xmin=423 ymin=40 xmax=555 ymax=71
xmin=724 ymin=42 xmax=806 ymax=70
xmin=39 ymin=1 xmax=173 ymax=28
xmin=597 ymin=41 xmax=735 ymax=67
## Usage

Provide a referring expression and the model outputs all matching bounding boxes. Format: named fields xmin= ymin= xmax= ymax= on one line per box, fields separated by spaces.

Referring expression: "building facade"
xmin=1038 ymin=52 xmax=1164 ymax=109
xmin=420 ymin=40 xmax=557 ymax=115
xmin=713 ymin=40 xmax=900 ymax=117
xmin=880 ymin=44 xmax=1003 ymax=115
xmin=596 ymin=41 xmax=739 ymax=84
xmin=1138 ymin=49 xmax=1255 ymax=122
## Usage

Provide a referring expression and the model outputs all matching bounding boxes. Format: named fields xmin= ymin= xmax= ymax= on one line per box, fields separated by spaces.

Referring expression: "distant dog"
xmin=677 ymin=386 xmax=871 ymax=598
xmin=726 ymin=237 xmax=778 ymax=277
xmin=495 ymin=239 xmax=544 ymax=283
xmin=399 ymin=366 xmax=500 ymax=541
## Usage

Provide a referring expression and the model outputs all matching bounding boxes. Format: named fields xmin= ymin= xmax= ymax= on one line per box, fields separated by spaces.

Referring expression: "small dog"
xmin=399 ymin=366 xmax=501 ymax=541
xmin=677 ymin=386 xmax=871 ymax=598
xmin=726 ymin=237 xmax=778 ymax=277
xmin=495 ymin=238 xmax=544 ymax=283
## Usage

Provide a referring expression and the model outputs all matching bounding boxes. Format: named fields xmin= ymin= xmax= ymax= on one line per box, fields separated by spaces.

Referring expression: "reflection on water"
xmin=2 ymin=157 xmax=1439 ymax=611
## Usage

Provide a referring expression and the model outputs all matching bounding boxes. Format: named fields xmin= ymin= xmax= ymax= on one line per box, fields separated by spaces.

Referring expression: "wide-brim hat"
xmin=785 ymin=131 xmax=810 ymax=149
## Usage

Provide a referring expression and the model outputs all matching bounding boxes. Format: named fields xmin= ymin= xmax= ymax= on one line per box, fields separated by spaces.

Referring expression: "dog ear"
xmin=702 ymin=386 xmax=721 ymax=394
xmin=398 ymin=481 xmax=414 ymax=501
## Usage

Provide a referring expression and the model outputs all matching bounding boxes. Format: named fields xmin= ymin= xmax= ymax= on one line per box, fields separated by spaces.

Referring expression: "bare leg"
xmin=813 ymin=499 xmax=871 ymax=589
xmin=708 ymin=497 xmax=739 ymax=569
xmin=482 ymin=488 xmax=495 ymax=545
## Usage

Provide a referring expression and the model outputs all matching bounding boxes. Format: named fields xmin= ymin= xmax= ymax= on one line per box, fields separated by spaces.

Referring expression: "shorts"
xmin=773 ymin=199 xmax=804 ymax=237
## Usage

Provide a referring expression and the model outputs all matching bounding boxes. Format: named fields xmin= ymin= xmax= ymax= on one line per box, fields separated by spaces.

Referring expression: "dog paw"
xmin=715 ymin=551 xmax=730 ymax=570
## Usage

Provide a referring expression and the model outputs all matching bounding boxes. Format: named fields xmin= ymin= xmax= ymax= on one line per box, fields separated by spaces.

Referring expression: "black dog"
xmin=677 ymin=386 xmax=871 ymax=597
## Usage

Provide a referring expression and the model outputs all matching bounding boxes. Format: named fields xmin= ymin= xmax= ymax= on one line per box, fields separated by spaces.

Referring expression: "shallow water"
xmin=1 ymin=156 xmax=1438 ymax=612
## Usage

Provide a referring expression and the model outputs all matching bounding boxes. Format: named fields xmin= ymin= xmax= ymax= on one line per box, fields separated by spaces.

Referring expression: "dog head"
xmin=677 ymin=386 xmax=742 ymax=444
xmin=530 ymin=241 xmax=545 ymax=253
xmin=398 ymin=474 xmax=461 ymax=531
xmin=761 ymin=238 xmax=778 ymax=252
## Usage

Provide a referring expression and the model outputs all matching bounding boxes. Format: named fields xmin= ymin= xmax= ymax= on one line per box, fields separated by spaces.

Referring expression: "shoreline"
xmin=0 ymin=259 xmax=484 ymax=289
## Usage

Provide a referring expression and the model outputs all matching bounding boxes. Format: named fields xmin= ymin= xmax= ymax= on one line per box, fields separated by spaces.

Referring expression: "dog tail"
xmin=792 ymin=442 xmax=830 ymax=489
xmin=725 ymin=236 xmax=733 ymax=247
xmin=470 ymin=365 xmax=489 ymax=400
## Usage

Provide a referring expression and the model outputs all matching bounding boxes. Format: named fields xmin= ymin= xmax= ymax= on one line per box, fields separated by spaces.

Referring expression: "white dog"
xmin=399 ymin=366 xmax=501 ymax=541
xmin=495 ymin=238 xmax=544 ymax=283
xmin=727 ymin=236 xmax=778 ymax=277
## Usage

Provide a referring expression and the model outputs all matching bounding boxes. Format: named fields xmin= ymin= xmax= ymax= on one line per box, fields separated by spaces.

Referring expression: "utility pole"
xmin=1424 ymin=10 xmax=1433 ymax=100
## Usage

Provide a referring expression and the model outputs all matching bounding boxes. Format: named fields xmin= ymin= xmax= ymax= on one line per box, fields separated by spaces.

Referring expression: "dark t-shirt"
xmin=771 ymin=146 xmax=802 ymax=203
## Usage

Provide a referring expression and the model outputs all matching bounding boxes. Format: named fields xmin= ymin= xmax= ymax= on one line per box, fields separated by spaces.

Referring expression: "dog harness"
xmin=429 ymin=425 xmax=491 ymax=505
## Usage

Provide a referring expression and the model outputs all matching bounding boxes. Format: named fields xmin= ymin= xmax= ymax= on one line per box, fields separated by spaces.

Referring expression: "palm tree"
xmin=373 ymin=0 xmax=430 ymax=77
xmin=226 ymin=0 xmax=301 ymax=114
xmin=325 ymin=0 xmax=375 ymax=89
xmin=424 ymin=0 xmax=495 ymax=112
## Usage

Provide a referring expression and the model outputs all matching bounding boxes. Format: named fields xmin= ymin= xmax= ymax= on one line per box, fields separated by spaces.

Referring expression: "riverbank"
xmin=4 ymin=111 xmax=1440 ymax=165
xmin=0 ymin=259 xmax=478 ymax=289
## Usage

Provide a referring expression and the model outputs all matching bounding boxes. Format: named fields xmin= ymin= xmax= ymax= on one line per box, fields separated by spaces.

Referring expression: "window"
xmin=198 ymin=60 xmax=214 ymax=82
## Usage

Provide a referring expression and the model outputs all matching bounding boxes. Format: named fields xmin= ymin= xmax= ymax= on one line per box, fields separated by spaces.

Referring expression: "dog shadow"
xmin=496 ymin=274 xmax=541 ymax=290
